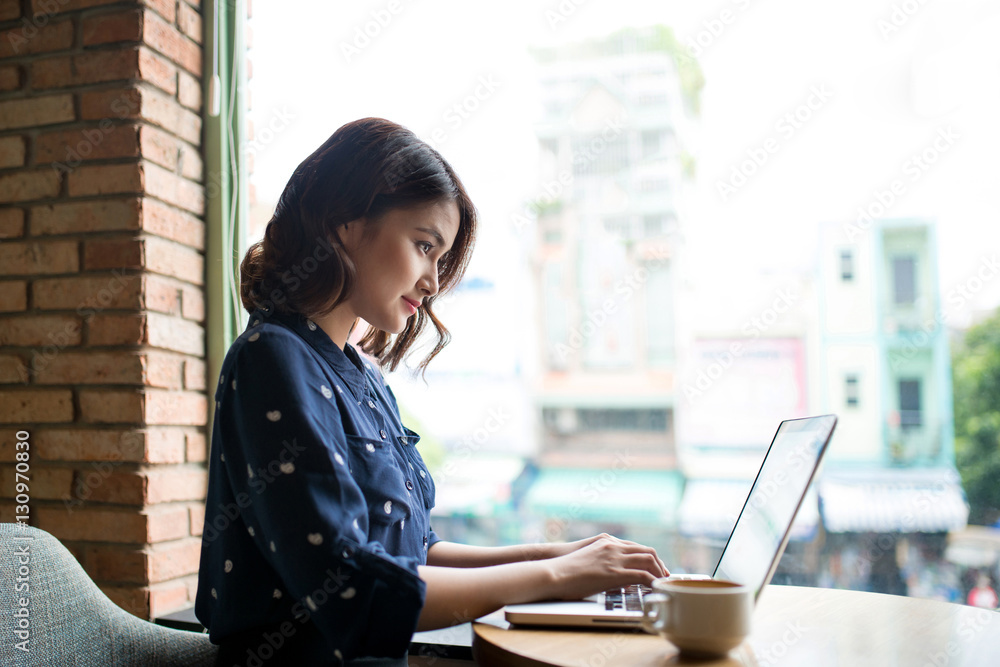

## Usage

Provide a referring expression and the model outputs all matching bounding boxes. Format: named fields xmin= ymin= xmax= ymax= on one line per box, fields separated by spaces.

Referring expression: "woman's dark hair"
xmin=240 ymin=117 xmax=478 ymax=373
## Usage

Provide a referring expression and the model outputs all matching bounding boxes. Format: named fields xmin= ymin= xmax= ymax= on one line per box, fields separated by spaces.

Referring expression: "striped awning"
xmin=819 ymin=469 xmax=969 ymax=533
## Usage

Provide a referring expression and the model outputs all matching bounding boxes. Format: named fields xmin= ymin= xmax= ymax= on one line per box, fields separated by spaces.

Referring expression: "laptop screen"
xmin=713 ymin=415 xmax=836 ymax=600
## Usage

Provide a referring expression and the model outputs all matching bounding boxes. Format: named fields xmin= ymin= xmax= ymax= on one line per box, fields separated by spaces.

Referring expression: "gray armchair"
xmin=0 ymin=522 xmax=217 ymax=666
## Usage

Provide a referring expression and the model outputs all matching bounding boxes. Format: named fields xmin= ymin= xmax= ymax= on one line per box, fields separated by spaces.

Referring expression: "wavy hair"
xmin=240 ymin=118 xmax=477 ymax=373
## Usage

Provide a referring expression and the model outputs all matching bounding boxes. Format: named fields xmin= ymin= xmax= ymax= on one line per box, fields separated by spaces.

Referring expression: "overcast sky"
xmin=247 ymin=0 xmax=1000 ymax=329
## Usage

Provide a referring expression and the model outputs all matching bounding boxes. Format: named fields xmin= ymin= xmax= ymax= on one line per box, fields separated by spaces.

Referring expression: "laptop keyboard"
xmin=603 ymin=584 xmax=651 ymax=612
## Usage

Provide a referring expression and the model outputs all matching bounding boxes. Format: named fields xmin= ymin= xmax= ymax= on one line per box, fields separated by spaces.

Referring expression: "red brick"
xmin=33 ymin=428 xmax=147 ymax=462
xmin=36 ymin=125 xmax=140 ymax=164
xmin=32 ymin=272 xmax=141 ymax=310
xmin=142 ymin=0 xmax=176 ymax=23
xmin=139 ymin=198 xmax=204 ymax=249
xmin=67 ymin=163 xmax=143 ymax=197
xmin=80 ymin=87 xmax=142 ymax=121
xmin=31 ymin=199 xmax=141 ymax=235
xmin=87 ymin=313 xmax=145 ymax=345
xmin=0 ymin=389 xmax=73 ymax=422
xmin=0 ymin=64 xmax=22 ymax=91
xmin=147 ymin=428 xmax=188 ymax=463
xmin=140 ymin=86 xmax=201 ymax=144
xmin=0 ymin=19 xmax=73 ymax=58
xmin=0 ymin=281 xmax=28 ymax=312
xmin=0 ymin=208 xmax=25 ymax=238
xmin=145 ymin=312 xmax=204 ymax=355
xmin=188 ymin=503 xmax=204 ymax=536
xmin=180 ymin=282 xmax=204 ymax=321
xmin=0 ymin=354 xmax=26 ymax=383
xmin=84 ymin=544 xmax=147 ymax=583
xmin=84 ymin=238 xmax=142 ymax=270
xmin=0 ymin=314 xmax=82 ymax=346
xmin=34 ymin=350 xmax=145 ymax=384
xmin=0 ymin=136 xmax=26 ymax=168
xmin=0 ymin=465 xmax=74 ymax=498
xmin=74 ymin=467 xmax=150 ymax=504
xmin=184 ymin=430 xmax=205 ymax=461
xmin=0 ymin=240 xmax=78 ymax=275
xmin=0 ymin=0 xmax=20 ymax=21
xmin=144 ymin=276 xmax=204 ymax=322
xmin=176 ymin=3 xmax=201 ymax=43
xmin=79 ymin=388 xmax=143 ymax=423
xmin=0 ymin=94 xmax=74 ymax=130
xmin=81 ymin=9 xmax=142 ymax=45
xmin=147 ymin=466 xmax=207 ymax=503
xmin=138 ymin=46 xmax=177 ymax=96
xmin=148 ymin=537 xmax=201 ymax=582
xmin=143 ymin=11 xmax=201 ymax=76
xmin=145 ymin=390 xmax=207 ymax=425
xmin=37 ymin=506 xmax=148 ymax=543
xmin=182 ymin=358 xmax=205 ymax=391
xmin=101 ymin=584 xmax=149 ymax=619
xmin=0 ymin=170 xmax=61 ymax=202
xmin=144 ymin=350 xmax=184 ymax=388
xmin=143 ymin=160 xmax=204 ymax=215
xmin=144 ymin=236 xmax=204 ymax=284
xmin=150 ymin=576 xmax=195 ymax=619
xmin=140 ymin=125 xmax=202 ymax=179
xmin=32 ymin=48 xmax=142 ymax=89
xmin=30 ymin=0 xmax=122 ymax=15
xmin=177 ymin=70 xmax=201 ymax=112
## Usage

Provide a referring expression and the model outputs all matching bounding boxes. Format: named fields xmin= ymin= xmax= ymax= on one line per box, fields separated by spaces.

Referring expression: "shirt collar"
xmin=249 ymin=307 xmax=369 ymax=399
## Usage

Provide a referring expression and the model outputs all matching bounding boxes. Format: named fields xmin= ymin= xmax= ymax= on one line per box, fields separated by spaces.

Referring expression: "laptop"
xmin=505 ymin=414 xmax=837 ymax=627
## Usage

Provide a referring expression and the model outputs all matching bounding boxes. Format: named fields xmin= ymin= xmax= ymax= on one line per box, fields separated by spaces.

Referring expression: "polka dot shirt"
xmin=196 ymin=308 xmax=440 ymax=663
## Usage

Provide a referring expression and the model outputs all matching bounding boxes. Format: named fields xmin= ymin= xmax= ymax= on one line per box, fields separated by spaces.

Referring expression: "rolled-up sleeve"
xmin=216 ymin=328 xmax=425 ymax=659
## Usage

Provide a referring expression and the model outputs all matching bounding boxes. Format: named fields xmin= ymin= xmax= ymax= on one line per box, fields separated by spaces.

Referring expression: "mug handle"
xmin=641 ymin=593 xmax=671 ymax=636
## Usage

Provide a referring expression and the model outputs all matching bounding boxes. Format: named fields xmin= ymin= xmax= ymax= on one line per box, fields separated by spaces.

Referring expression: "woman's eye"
xmin=417 ymin=241 xmax=433 ymax=254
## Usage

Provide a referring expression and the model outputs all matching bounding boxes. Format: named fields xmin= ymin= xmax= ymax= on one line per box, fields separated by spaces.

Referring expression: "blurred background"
xmin=246 ymin=0 xmax=1000 ymax=608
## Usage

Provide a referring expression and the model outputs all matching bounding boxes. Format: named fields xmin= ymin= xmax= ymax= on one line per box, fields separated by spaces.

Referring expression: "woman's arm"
xmin=416 ymin=534 xmax=668 ymax=630
xmin=427 ymin=534 xmax=669 ymax=573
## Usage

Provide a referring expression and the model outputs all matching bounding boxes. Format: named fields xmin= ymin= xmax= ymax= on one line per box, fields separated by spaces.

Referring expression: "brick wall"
xmin=0 ymin=0 xmax=211 ymax=620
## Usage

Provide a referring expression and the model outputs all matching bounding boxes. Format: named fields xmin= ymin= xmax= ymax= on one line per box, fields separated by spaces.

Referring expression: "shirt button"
xmin=380 ymin=429 xmax=387 ymax=439
xmin=368 ymin=400 xmax=376 ymax=409
xmin=423 ymin=536 xmax=428 ymax=546
xmin=405 ymin=480 xmax=414 ymax=491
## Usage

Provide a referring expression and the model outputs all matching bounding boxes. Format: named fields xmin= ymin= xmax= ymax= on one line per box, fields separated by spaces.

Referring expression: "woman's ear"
xmin=335 ymin=218 xmax=365 ymax=252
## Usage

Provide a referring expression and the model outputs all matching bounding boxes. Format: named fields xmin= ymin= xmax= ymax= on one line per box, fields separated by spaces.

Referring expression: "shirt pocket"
xmin=343 ymin=434 xmax=413 ymax=527
xmin=397 ymin=427 xmax=436 ymax=511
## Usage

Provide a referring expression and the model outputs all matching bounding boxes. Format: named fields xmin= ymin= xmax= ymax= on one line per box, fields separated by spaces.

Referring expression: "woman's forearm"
xmin=426 ymin=540 xmax=555 ymax=568
xmin=416 ymin=560 xmax=556 ymax=631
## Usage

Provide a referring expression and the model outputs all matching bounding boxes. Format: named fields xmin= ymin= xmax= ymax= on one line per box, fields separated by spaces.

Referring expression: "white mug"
xmin=641 ymin=578 xmax=753 ymax=657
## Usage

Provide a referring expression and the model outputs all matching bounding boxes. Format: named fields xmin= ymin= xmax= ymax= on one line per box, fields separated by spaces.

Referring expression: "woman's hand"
xmin=541 ymin=533 xmax=670 ymax=601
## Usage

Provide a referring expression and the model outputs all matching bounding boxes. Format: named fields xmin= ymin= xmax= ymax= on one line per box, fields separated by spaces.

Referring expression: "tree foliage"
xmin=953 ymin=307 xmax=1000 ymax=525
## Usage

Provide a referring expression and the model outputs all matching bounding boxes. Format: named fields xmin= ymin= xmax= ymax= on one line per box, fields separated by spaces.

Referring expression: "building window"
xmin=641 ymin=130 xmax=661 ymax=159
xmin=576 ymin=408 xmax=669 ymax=432
xmin=898 ymin=378 xmax=922 ymax=430
xmin=840 ymin=249 xmax=854 ymax=281
xmin=893 ymin=256 xmax=917 ymax=305
xmin=845 ymin=374 xmax=859 ymax=407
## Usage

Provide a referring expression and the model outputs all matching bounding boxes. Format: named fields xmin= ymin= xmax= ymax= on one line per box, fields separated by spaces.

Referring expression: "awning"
xmin=819 ymin=468 xmax=969 ymax=533
xmin=678 ymin=479 xmax=819 ymax=541
xmin=523 ymin=468 xmax=684 ymax=526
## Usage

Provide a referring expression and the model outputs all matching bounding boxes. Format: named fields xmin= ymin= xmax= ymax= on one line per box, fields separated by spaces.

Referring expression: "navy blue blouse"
xmin=196 ymin=307 xmax=441 ymax=662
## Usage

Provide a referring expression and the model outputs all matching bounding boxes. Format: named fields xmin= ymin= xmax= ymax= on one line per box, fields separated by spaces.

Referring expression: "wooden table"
xmin=472 ymin=585 xmax=1000 ymax=666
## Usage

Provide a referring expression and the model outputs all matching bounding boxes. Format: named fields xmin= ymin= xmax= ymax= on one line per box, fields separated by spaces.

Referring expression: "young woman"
xmin=196 ymin=118 xmax=669 ymax=666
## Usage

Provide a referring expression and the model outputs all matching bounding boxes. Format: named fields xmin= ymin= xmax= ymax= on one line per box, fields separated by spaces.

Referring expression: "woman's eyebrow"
xmin=416 ymin=226 xmax=449 ymax=251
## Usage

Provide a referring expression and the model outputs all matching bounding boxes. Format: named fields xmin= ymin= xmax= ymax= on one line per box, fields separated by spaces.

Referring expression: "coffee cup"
xmin=640 ymin=578 xmax=752 ymax=657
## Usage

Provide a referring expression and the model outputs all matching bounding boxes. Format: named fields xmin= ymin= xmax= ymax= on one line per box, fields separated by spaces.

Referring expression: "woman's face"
xmin=342 ymin=200 xmax=460 ymax=334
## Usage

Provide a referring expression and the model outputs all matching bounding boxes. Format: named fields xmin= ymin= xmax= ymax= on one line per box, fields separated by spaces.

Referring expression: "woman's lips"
xmin=402 ymin=297 xmax=419 ymax=314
